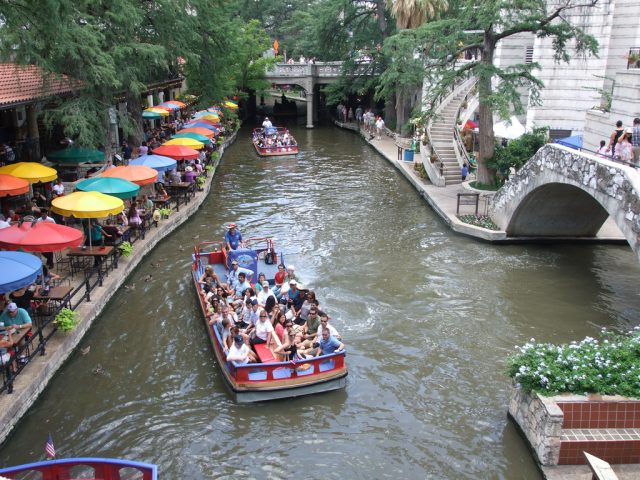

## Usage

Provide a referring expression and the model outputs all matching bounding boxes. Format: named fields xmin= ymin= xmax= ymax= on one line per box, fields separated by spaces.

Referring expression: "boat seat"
xmin=254 ymin=344 xmax=278 ymax=363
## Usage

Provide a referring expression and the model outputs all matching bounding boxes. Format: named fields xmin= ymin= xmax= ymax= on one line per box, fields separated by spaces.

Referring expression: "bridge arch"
xmin=490 ymin=144 xmax=640 ymax=259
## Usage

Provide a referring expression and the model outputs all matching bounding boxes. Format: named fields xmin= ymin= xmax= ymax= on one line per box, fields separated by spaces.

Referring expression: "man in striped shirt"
xmin=632 ymin=117 xmax=640 ymax=164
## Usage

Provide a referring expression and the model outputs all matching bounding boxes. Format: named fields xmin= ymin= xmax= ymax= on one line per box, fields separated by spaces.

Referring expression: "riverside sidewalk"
xmin=335 ymin=120 xmax=625 ymax=243
xmin=0 ymin=131 xmax=237 ymax=445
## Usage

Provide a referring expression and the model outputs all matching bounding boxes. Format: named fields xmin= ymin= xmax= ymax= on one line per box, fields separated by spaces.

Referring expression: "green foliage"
xmin=486 ymin=128 xmax=548 ymax=175
xmin=507 ymin=328 xmax=640 ymax=397
xmin=413 ymin=162 xmax=427 ymax=178
xmin=195 ymin=175 xmax=206 ymax=187
xmin=118 ymin=241 xmax=133 ymax=257
xmin=205 ymin=165 xmax=215 ymax=173
xmin=157 ymin=208 xmax=173 ymax=218
xmin=468 ymin=181 xmax=499 ymax=191
xmin=55 ymin=308 xmax=79 ymax=333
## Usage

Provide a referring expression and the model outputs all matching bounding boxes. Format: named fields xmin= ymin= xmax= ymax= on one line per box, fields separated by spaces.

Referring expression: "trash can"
xmin=403 ymin=149 xmax=414 ymax=161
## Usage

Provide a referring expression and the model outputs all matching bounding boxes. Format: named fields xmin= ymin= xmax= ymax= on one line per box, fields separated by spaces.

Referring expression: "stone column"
xmin=27 ymin=104 xmax=40 ymax=161
xmin=158 ymin=91 xmax=165 ymax=104
xmin=306 ymin=92 xmax=314 ymax=129
xmin=147 ymin=93 xmax=154 ymax=108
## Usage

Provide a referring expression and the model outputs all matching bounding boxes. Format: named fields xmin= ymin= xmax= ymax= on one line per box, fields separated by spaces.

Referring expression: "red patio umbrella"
xmin=152 ymin=145 xmax=199 ymax=161
xmin=464 ymin=120 xmax=478 ymax=130
xmin=0 ymin=221 xmax=84 ymax=252
xmin=0 ymin=174 xmax=30 ymax=197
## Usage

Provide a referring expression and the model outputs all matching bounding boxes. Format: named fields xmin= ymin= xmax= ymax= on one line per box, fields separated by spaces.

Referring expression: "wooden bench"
xmin=456 ymin=192 xmax=479 ymax=215
xmin=253 ymin=343 xmax=278 ymax=363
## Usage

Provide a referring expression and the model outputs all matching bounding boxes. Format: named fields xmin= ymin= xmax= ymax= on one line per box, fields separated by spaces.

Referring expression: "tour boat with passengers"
xmin=252 ymin=126 xmax=299 ymax=157
xmin=0 ymin=458 xmax=158 ymax=479
xmin=191 ymin=237 xmax=347 ymax=402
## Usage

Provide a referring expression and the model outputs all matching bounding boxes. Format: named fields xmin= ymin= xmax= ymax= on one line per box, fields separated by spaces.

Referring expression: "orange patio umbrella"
xmin=100 ymin=165 xmax=158 ymax=186
xmin=178 ymin=127 xmax=215 ymax=138
xmin=152 ymin=145 xmax=199 ymax=161
xmin=0 ymin=174 xmax=30 ymax=197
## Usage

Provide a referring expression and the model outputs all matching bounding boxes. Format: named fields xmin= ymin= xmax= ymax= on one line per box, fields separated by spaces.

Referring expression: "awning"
xmin=555 ymin=135 xmax=583 ymax=150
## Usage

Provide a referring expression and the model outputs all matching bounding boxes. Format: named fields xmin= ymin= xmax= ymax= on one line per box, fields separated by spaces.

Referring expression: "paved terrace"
xmin=0 ymin=131 xmax=238 ymax=445
xmin=333 ymin=120 xmax=626 ymax=245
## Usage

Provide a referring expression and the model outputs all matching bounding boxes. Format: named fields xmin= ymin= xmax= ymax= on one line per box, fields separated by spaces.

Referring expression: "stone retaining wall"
xmin=0 ymin=131 xmax=238 ymax=445
xmin=508 ymin=387 xmax=564 ymax=466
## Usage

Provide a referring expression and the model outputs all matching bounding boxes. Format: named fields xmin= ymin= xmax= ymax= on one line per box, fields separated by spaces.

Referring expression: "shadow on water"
xmin=1 ymin=124 xmax=640 ymax=479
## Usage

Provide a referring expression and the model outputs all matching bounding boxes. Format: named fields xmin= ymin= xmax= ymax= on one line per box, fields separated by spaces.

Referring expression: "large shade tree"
xmin=414 ymin=0 xmax=599 ymax=183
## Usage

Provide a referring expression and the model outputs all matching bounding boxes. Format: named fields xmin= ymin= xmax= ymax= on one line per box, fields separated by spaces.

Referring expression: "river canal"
xmin=2 ymin=125 xmax=640 ymax=479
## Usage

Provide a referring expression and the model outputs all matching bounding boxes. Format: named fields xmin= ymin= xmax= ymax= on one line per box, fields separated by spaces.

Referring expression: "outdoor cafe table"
xmin=165 ymin=182 xmax=194 ymax=210
xmin=151 ymin=196 xmax=171 ymax=209
xmin=66 ymin=245 xmax=117 ymax=277
xmin=33 ymin=285 xmax=73 ymax=313
xmin=1 ymin=326 xmax=33 ymax=392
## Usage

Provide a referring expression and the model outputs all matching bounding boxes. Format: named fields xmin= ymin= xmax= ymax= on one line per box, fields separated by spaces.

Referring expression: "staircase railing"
xmin=423 ymin=75 xmax=477 ymax=186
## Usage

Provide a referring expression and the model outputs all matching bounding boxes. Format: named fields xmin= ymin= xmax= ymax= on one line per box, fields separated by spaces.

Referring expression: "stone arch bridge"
xmin=490 ymin=144 xmax=640 ymax=262
xmin=265 ymin=62 xmax=376 ymax=128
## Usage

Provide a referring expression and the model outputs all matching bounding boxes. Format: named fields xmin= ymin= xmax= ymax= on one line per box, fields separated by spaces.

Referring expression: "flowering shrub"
xmin=507 ymin=328 xmax=640 ymax=397
xmin=457 ymin=214 xmax=500 ymax=230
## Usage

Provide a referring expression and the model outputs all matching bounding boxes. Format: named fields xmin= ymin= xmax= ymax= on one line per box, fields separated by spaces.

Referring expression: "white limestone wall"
xmin=583 ymin=70 xmax=640 ymax=151
xmin=525 ymin=0 xmax=616 ymax=133
xmin=494 ymin=32 xmax=535 ymax=122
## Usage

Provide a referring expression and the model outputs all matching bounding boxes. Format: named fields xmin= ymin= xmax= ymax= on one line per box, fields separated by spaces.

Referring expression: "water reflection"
xmin=1 ymin=125 xmax=639 ymax=479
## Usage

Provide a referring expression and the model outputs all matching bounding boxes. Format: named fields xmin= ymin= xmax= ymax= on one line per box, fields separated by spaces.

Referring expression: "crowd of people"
xmin=198 ymin=225 xmax=345 ymax=365
xmin=336 ymin=104 xmax=386 ymax=140
xmin=596 ymin=118 xmax=640 ymax=164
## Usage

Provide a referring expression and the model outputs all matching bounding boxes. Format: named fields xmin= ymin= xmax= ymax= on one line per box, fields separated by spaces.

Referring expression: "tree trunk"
xmin=126 ymin=91 xmax=145 ymax=147
xmin=396 ymin=89 xmax=405 ymax=133
xmin=477 ymin=33 xmax=497 ymax=185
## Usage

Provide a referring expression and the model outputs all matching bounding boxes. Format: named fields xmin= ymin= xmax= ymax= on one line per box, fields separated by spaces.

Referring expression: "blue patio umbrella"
xmin=0 ymin=251 xmax=42 ymax=294
xmin=159 ymin=102 xmax=181 ymax=111
xmin=76 ymin=177 xmax=140 ymax=200
xmin=555 ymin=135 xmax=583 ymax=150
xmin=129 ymin=154 xmax=178 ymax=173
xmin=184 ymin=122 xmax=219 ymax=133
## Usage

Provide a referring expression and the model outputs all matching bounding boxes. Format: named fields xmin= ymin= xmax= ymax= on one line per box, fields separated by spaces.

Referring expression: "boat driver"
xmin=224 ymin=223 xmax=243 ymax=250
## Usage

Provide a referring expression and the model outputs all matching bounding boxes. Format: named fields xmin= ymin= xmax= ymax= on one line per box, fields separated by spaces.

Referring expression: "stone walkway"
xmin=0 ymin=132 xmax=237 ymax=445
xmin=335 ymin=120 xmax=626 ymax=243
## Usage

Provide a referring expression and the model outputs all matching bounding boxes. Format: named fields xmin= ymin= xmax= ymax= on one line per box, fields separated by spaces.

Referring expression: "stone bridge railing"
xmin=266 ymin=61 xmax=376 ymax=79
xmin=490 ymin=144 xmax=640 ymax=259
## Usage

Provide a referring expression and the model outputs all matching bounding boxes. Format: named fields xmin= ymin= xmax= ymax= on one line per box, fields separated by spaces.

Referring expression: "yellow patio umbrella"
xmin=51 ymin=191 xmax=124 ymax=247
xmin=163 ymin=138 xmax=205 ymax=150
xmin=51 ymin=191 xmax=124 ymax=218
xmin=144 ymin=108 xmax=170 ymax=117
xmin=197 ymin=114 xmax=220 ymax=122
xmin=0 ymin=162 xmax=57 ymax=183
xmin=225 ymin=101 xmax=238 ymax=109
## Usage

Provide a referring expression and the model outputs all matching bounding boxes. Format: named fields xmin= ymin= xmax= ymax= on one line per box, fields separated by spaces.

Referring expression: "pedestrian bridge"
xmin=490 ymin=144 xmax=640 ymax=261
xmin=265 ymin=62 xmax=376 ymax=127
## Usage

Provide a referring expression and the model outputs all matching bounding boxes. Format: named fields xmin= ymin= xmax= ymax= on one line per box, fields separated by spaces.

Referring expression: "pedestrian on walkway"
xmin=461 ymin=163 xmax=469 ymax=181
xmin=632 ymin=117 xmax=640 ymax=164
xmin=606 ymin=120 xmax=625 ymax=157
xmin=375 ymin=116 xmax=385 ymax=140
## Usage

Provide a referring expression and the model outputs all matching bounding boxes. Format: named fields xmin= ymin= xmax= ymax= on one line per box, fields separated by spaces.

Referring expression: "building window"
xmin=525 ymin=46 xmax=534 ymax=64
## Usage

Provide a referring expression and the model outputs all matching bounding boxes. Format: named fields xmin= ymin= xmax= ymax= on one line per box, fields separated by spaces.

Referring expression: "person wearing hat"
xmin=226 ymin=335 xmax=256 ymax=364
xmin=184 ymin=166 xmax=197 ymax=184
xmin=283 ymin=280 xmax=303 ymax=315
xmin=262 ymin=117 xmax=272 ymax=129
xmin=616 ymin=127 xmax=634 ymax=162
xmin=257 ymin=281 xmax=276 ymax=308
xmin=226 ymin=258 xmax=253 ymax=291
xmin=0 ymin=302 xmax=32 ymax=330
xmin=224 ymin=223 xmax=243 ymax=251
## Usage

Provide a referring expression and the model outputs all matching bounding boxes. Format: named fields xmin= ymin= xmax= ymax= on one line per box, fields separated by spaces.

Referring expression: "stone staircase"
xmin=429 ymin=82 xmax=475 ymax=186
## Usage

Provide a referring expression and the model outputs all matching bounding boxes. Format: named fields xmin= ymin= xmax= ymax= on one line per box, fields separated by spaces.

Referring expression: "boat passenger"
xmin=199 ymin=265 xmax=222 ymax=289
xmin=283 ymin=280 xmax=304 ymax=315
xmin=237 ymin=298 xmax=252 ymax=330
xmin=316 ymin=312 xmax=341 ymax=340
xmin=257 ymin=281 xmax=276 ymax=307
xmin=315 ymin=328 xmax=345 ymax=356
xmin=273 ymin=310 xmax=287 ymax=344
xmin=273 ymin=264 xmax=286 ymax=296
xmin=301 ymin=306 xmax=321 ymax=345
xmin=250 ymin=309 xmax=276 ymax=347
xmin=220 ymin=317 xmax=232 ymax=353
xmin=296 ymin=290 xmax=318 ymax=325
xmin=254 ymin=273 xmax=267 ymax=293
xmin=226 ymin=335 xmax=253 ymax=364
xmin=227 ymin=259 xmax=253 ymax=289
xmin=234 ymin=272 xmax=251 ymax=299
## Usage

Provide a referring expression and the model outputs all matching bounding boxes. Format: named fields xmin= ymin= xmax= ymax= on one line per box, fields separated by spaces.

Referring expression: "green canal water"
xmin=1 ymin=124 xmax=640 ymax=479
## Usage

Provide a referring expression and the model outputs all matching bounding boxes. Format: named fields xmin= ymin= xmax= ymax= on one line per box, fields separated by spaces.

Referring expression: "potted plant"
xmin=158 ymin=207 xmax=173 ymax=219
xmin=55 ymin=308 xmax=79 ymax=333
xmin=205 ymin=165 xmax=215 ymax=174
xmin=118 ymin=241 xmax=133 ymax=258
xmin=629 ymin=51 xmax=640 ymax=68
xmin=195 ymin=175 xmax=206 ymax=191
xmin=430 ymin=153 xmax=438 ymax=163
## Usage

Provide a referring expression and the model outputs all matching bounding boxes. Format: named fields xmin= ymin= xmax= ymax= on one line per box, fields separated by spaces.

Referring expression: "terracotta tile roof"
xmin=0 ymin=63 xmax=80 ymax=107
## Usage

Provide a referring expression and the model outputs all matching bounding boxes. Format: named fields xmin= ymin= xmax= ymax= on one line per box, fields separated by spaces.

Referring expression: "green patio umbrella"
xmin=48 ymin=147 xmax=105 ymax=164
xmin=76 ymin=176 xmax=140 ymax=200
xmin=142 ymin=111 xmax=162 ymax=119
xmin=172 ymin=132 xmax=211 ymax=145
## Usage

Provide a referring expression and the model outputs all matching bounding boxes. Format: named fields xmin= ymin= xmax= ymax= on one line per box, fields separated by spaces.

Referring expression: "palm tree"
xmin=389 ymin=0 xmax=449 ymax=29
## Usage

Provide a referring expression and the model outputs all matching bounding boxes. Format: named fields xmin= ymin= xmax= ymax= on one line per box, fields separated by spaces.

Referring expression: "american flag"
xmin=45 ymin=433 xmax=55 ymax=459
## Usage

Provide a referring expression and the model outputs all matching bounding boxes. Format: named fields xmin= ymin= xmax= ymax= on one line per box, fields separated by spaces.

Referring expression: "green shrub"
xmin=507 ymin=328 xmax=640 ymax=397
xmin=157 ymin=207 xmax=172 ymax=218
xmin=487 ymin=127 xmax=548 ymax=176
xmin=205 ymin=165 xmax=215 ymax=173
xmin=55 ymin=308 xmax=79 ymax=333
xmin=118 ymin=241 xmax=133 ymax=257
xmin=195 ymin=175 xmax=206 ymax=187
